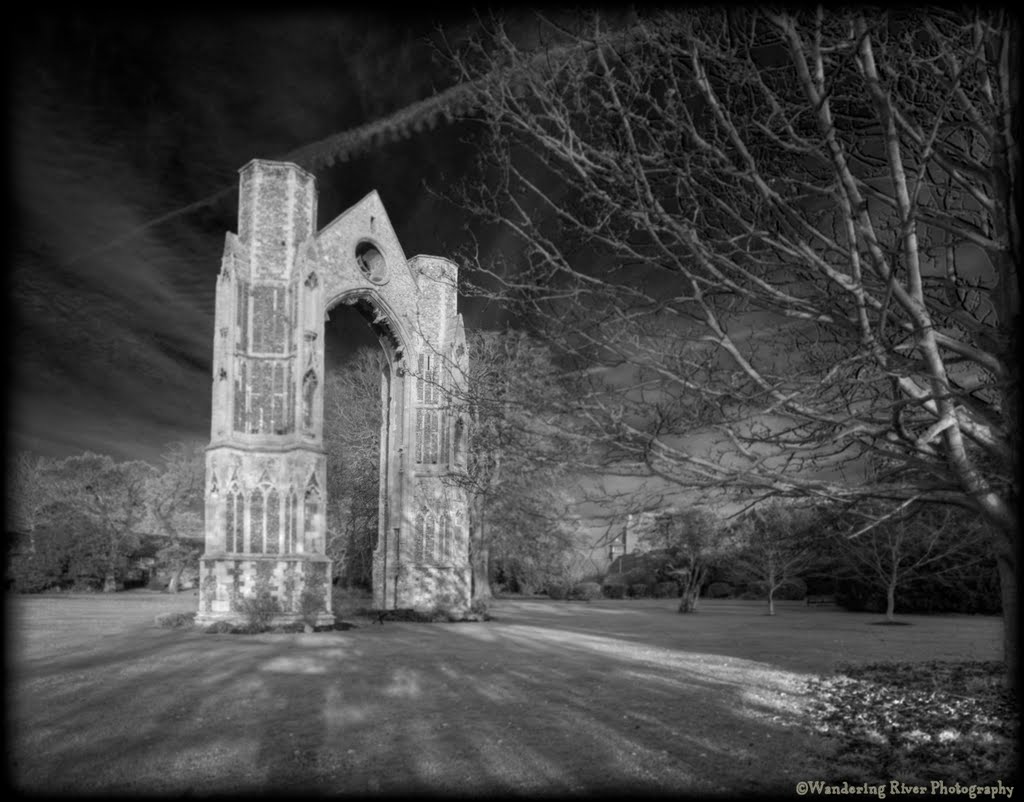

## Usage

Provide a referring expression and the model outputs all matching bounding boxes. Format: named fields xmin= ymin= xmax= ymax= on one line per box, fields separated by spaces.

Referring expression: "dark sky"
xmin=10 ymin=12 xmax=513 ymax=464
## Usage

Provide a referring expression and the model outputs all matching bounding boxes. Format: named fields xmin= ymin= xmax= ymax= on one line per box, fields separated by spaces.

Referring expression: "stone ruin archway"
xmin=196 ymin=159 xmax=470 ymax=626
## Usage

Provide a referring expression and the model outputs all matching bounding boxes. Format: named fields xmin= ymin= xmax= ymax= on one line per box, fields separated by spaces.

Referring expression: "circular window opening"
xmin=356 ymin=241 xmax=389 ymax=284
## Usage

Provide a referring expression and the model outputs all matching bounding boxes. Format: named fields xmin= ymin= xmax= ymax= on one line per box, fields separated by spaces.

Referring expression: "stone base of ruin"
xmin=373 ymin=555 xmax=472 ymax=613
xmin=196 ymin=554 xmax=334 ymax=626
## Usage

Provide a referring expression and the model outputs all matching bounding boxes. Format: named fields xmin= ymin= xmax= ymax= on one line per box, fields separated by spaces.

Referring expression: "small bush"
xmin=235 ymin=590 xmax=280 ymax=632
xmin=629 ymin=583 xmax=651 ymax=599
xmin=155 ymin=611 xmax=196 ymax=629
xmin=470 ymin=598 xmax=490 ymax=617
xmin=147 ymin=576 xmax=166 ymax=591
xmin=570 ymin=582 xmax=602 ymax=601
xmin=546 ymin=583 xmax=571 ymax=600
xmin=654 ymin=581 xmax=679 ymax=598
xmin=706 ymin=582 xmax=734 ymax=599
xmin=203 ymin=620 xmax=234 ymax=634
xmin=602 ymin=583 xmax=627 ymax=599
xmin=429 ymin=605 xmax=458 ymax=622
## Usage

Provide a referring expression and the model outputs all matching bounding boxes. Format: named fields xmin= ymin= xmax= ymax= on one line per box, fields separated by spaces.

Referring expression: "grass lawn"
xmin=6 ymin=592 xmax=1015 ymax=795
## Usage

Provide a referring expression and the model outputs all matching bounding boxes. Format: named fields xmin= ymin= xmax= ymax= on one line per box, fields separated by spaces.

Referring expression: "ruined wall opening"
xmin=322 ymin=292 xmax=404 ymax=593
xmin=199 ymin=161 xmax=470 ymax=623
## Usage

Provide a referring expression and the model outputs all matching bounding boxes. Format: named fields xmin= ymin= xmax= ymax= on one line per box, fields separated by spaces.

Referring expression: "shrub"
xmin=6 ymin=552 xmax=59 ymax=593
xmin=154 ymin=611 xmax=196 ymax=629
xmin=429 ymin=605 xmax=456 ymax=622
xmin=570 ymin=582 xmax=602 ymax=601
xmin=235 ymin=589 xmax=280 ymax=631
xmin=546 ymin=583 xmax=571 ymax=600
xmin=470 ymin=598 xmax=490 ymax=617
xmin=602 ymin=583 xmax=626 ymax=599
xmin=654 ymin=581 xmax=679 ymax=598
xmin=147 ymin=575 xmax=166 ymax=591
xmin=629 ymin=583 xmax=651 ymax=599
xmin=203 ymin=620 xmax=234 ymax=634
xmin=706 ymin=582 xmax=734 ymax=599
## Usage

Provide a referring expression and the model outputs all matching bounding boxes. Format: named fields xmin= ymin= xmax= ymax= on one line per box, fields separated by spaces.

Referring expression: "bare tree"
xmin=323 ymin=348 xmax=387 ymax=589
xmin=828 ymin=500 xmax=991 ymax=621
xmin=5 ymin=452 xmax=61 ymax=552
xmin=445 ymin=329 xmax=584 ymax=598
xmin=445 ymin=9 xmax=1018 ymax=675
xmin=638 ymin=508 xmax=727 ymax=613
xmin=730 ymin=502 xmax=815 ymax=615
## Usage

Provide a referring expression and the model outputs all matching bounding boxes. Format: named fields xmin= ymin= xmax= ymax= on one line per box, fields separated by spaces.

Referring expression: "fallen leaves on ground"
xmin=806 ymin=661 xmax=1017 ymax=784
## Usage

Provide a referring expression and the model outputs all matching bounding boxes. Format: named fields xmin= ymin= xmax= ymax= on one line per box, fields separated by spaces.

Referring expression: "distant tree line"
xmin=6 ymin=443 xmax=205 ymax=593
xmin=600 ymin=500 xmax=1000 ymax=619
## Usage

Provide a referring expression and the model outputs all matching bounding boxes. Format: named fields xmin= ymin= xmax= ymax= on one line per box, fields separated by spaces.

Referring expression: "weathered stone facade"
xmin=196 ymin=159 xmax=470 ymax=626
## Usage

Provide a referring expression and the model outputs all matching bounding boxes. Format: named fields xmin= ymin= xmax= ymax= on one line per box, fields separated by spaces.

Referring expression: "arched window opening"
xmin=250 ymin=488 xmax=265 ymax=554
xmin=285 ymin=488 xmax=299 ymax=554
xmin=423 ymin=512 xmax=436 ymax=564
xmin=415 ymin=511 xmax=426 ymax=563
xmin=417 ymin=353 xmax=440 ymax=404
xmin=302 ymin=369 xmax=318 ymax=431
xmin=440 ymin=513 xmax=452 ymax=564
xmin=356 ymin=241 xmax=388 ymax=284
xmin=304 ymin=475 xmax=321 ymax=553
xmin=416 ymin=409 xmax=443 ymax=465
xmin=226 ymin=482 xmax=242 ymax=552
xmin=266 ymin=488 xmax=280 ymax=554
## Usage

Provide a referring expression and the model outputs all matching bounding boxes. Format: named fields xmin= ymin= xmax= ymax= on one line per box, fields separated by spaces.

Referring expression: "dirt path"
xmin=7 ymin=594 xmax=1002 ymax=795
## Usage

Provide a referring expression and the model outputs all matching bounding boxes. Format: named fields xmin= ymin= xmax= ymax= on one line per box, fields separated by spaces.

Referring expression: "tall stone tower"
xmin=196 ymin=160 xmax=471 ymax=626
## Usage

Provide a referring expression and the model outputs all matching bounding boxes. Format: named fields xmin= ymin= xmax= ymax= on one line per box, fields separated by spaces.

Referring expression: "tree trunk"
xmin=677 ymin=578 xmax=700 ymax=613
xmin=768 ymin=588 xmax=775 ymax=616
xmin=994 ymin=536 xmax=1018 ymax=690
xmin=886 ymin=561 xmax=898 ymax=621
xmin=469 ymin=497 xmax=492 ymax=600
xmin=677 ymin=590 xmax=698 ymax=613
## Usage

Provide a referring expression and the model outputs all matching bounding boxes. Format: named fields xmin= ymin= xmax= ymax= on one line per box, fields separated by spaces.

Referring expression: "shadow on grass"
xmin=8 ymin=596 xmax=831 ymax=796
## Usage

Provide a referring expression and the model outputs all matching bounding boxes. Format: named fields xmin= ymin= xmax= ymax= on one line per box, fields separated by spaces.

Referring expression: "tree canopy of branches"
xmin=144 ymin=441 xmax=205 ymax=592
xmin=446 ymin=329 xmax=586 ymax=597
xmin=7 ymin=447 xmax=203 ymax=593
xmin=449 ymin=8 xmax=1018 ymax=673
xmin=730 ymin=502 xmax=815 ymax=615
xmin=323 ymin=348 xmax=387 ymax=588
xmin=638 ymin=507 xmax=727 ymax=612
xmin=6 ymin=452 xmax=62 ymax=547
xmin=825 ymin=499 xmax=992 ymax=621
xmin=42 ymin=452 xmax=154 ymax=591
